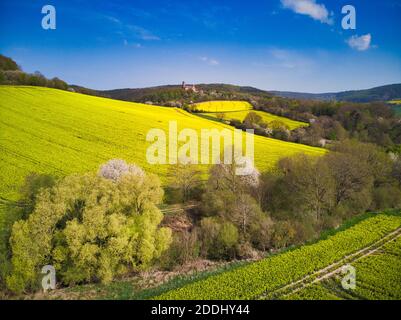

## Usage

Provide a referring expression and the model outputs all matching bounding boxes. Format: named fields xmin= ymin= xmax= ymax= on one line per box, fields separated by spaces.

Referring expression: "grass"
xmin=192 ymin=100 xmax=252 ymax=112
xmin=61 ymin=260 xmax=250 ymax=300
xmin=0 ymin=86 xmax=325 ymax=204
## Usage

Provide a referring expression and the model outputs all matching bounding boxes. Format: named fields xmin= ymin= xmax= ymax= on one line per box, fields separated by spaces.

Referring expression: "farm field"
xmin=388 ymin=100 xmax=401 ymax=115
xmin=192 ymin=100 xmax=252 ymax=112
xmin=193 ymin=100 xmax=307 ymax=130
xmin=286 ymin=234 xmax=401 ymax=300
xmin=389 ymin=100 xmax=401 ymax=115
xmin=0 ymin=86 xmax=324 ymax=203
xmin=155 ymin=213 xmax=401 ymax=300
xmin=200 ymin=109 xmax=308 ymax=130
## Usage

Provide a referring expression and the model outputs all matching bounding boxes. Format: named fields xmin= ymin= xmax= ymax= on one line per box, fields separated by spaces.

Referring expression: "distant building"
xmin=182 ymin=81 xmax=198 ymax=93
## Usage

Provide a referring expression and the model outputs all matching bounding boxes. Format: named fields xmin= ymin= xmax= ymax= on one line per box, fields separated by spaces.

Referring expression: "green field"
xmin=155 ymin=213 xmax=401 ymax=300
xmin=286 ymin=235 xmax=401 ymax=300
xmin=201 ymin=110 xmax=308 ymax=130
xmin=193 ymin=100 xmax=252 ymax=112
xmin=0 ymin=86 xmax=325 ymax=204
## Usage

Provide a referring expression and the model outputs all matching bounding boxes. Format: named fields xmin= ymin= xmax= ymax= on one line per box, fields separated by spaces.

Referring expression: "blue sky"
xmin=0 ymin=0 xmax=400 ymax=92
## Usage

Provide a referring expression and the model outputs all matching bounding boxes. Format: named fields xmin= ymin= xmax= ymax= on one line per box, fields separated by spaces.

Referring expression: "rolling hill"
xmin=74 ymin=82 xmax=401 ymax=105
xmin=271 ymin=83 xmax=401 ymax=103
xmin=94 ymin=83 xmax=401 ymax=104
xmin=0 ymin=85 xmax=325 ymax=204
xmin=96 ymin=83 xmax=271 ymax=103
xmin=3 ymin=52 xmax=399 ymax=105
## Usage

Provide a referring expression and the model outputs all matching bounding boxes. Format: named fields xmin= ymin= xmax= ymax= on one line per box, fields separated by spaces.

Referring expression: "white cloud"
xmin=253 ymin=48 xmax=313 ymax=71
xmin=347 ymin=34 xmax=372 ymax=51
xmin=123 ymin=40 xmax=142 ymax=48
xmin=127 ymin=25 xmax=160 ymax=41
xmin=103 ymin=15 xmax=160 ymax=42
xmin=281 ymin=0 xmax=333 ymax=24
xmin=103 ymin=15 xmax=122 ymax=25
xmin=269 ymin=49 xmax=307 ymax=68
xmin=200 ymin=56 xmax=219 ymax=66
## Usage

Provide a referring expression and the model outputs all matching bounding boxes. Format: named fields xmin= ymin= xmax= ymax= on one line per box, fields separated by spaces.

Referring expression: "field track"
xmin=263 ymin=227 xmax=401 ymax=299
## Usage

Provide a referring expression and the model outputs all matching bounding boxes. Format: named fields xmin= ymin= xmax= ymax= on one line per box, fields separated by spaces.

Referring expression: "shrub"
xmin=372 ymin=185 xmax=401 ymax=210
xmin=199 ymin=217 xmax=239 ymax=260
xmin=160 ymin=230 xmax=200 ymax=270
xmin=270 ymin=220 xmax=297 ymax=249
xmin=18 ymin=173 xmax=56 ymax=219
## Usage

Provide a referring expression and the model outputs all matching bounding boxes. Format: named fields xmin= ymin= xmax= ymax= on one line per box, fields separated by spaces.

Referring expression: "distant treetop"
xmin=0 ymin=54 xmax=20 ymax=71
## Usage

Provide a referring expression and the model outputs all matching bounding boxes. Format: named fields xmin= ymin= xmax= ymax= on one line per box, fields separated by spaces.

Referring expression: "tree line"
xmin=252 ymin=96 xmax=401 ymax=150
xmin=161 ymin=140 xmax=401 ymax=268
xmin=0 ymin=54 xmax=69 ymax=91
xmin=1 ymin=139 xmax=400 ymax=296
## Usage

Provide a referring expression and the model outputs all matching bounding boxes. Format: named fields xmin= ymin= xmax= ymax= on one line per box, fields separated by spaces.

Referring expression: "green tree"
xmin=199 ymin=217 xmax=238 ymax=259
xmin=0 ymin=55 xmax=20 ymax=71
xmin=243 ymin=111 xmax=263 ymax=128
xmin=203 ymin=157 xmax=265 ymax=243
xmin=6 ymin=170 xmax=171 ymax=293
xmin=278 ymin=154 xmax=335 ymax=222
xmin=331 ymin=140 xmax=392 ymax=187
xmin=325 ymin=152 xmax=373 ymax=207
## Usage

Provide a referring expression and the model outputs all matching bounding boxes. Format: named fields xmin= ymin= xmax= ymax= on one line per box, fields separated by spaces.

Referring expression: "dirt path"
xmin=260 ymin=227 xmax=401 ymax=300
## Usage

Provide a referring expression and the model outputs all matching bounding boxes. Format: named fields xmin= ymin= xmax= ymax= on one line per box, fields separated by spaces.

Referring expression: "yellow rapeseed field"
xmin=0 ymin=86 xmax=325 ymax=203
xmin=192 ymin=100 xmax=252 ymax=112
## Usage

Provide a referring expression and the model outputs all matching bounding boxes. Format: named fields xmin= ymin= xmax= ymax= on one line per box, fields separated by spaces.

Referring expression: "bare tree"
xmin=168 ymin=161 xmax=202 ymax=202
